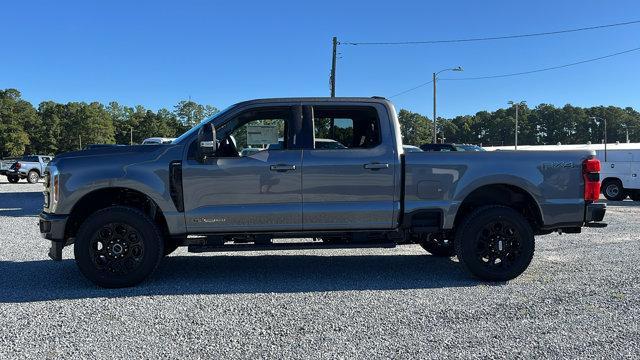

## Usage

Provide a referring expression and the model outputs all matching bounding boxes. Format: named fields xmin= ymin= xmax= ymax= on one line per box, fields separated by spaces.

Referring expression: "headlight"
xmin=45 ymin=166 xmax=60 ymax=212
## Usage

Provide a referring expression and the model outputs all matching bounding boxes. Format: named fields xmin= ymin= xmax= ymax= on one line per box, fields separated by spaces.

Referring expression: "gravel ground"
xmin=0 ymin=180 xmax=639 ymax=359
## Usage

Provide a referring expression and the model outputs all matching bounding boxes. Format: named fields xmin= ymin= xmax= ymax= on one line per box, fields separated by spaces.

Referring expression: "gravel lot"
xmin=0 ymin=180 xmax=639 ymax=359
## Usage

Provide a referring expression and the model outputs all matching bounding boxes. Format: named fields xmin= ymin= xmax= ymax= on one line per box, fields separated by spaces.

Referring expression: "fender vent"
xmin=169 ymin=160 xmax=184 ymax=212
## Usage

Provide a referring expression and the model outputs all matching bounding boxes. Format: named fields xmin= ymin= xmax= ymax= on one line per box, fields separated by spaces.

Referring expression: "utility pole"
xmin=79 ymin=135 xmax=82 ymax=150
xmin=130 ymin=127 xmax=133 ymax=145
xmin=509 ymin=100 xmax=526 ymax=150
xmin=432 ymin=72 xmax=437 ymax=143
xmin=330 ymin=37 xmax=337 ymax=97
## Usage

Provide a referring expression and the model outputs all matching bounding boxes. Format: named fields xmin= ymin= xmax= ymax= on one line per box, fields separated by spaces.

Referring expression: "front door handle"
xmin=270 ymin=164 xmax=296 ymax=172
xmin=364 ymin=163 xmax=389 ymax=170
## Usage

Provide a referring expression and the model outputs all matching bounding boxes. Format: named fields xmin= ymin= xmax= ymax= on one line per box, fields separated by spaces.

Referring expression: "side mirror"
xmin=197 ymin=122 xmax=217 ymax=161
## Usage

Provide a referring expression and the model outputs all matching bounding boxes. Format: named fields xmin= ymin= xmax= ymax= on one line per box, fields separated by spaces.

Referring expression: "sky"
xmin=1 ymin=0 xmax=639 ymax=118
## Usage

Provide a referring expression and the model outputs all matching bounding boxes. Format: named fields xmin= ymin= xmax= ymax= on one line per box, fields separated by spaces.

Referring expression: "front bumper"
xmin=585 ymin=202 xmax=607 ymax=227
xmin=39 ymin=212 xmax=69 ymax=261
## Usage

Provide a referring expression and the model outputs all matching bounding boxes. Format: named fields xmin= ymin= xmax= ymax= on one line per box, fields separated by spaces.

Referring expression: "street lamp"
xmin=590 ymin=116 xmax=607 ymax=162
xmin=508 ymin=100 xmax=526 ymax=150
xmin=432 ymin=66 xmax=463 ymax=143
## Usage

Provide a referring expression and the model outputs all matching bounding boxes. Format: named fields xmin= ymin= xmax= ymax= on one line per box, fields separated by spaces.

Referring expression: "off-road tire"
xmin=7 ymin=175 xmax=19 ymax=183
xmin=163 ymin=240 xmax=179 ymax=256
xmin=74 ymin=206 xmax=164 ymax=288
xmin=454 ymin=205 xmax=535 ymax=282
xmin=602 ymin=179 xmax=626 ymax=201
xmin=27 ymin=170 xmax=39 ymax=184
xmin=419 ymin=235 xmax=456 ymax=257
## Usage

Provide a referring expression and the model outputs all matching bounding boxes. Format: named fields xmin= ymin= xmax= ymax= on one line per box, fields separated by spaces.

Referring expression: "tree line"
xmin=1 ymin=87 xmax=639 ymax=157
xmin=0 ymin=89 xmax=218 ymax=157
xmin=399 ymin=104 xmax=640 ymax=147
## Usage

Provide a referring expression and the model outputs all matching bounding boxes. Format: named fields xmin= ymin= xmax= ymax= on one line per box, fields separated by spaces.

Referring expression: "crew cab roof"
xmin=232 ymin=97 xmax=392 ymax=107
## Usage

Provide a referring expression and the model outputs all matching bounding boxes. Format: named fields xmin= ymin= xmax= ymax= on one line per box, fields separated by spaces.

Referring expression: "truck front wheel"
xmin=74 ymin=206 xmax=164 ymax=288
xmin=454 ymin=205 xmax=535 ymax=282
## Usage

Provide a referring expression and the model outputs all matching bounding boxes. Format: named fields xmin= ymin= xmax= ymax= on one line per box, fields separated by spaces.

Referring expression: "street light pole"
xmin=432 ymin=72 xmax=436 ymax=143
xmin=590 ymin=116 xmax=607 ymax=162
xmin=432 ymin=66 xmax=463 ymax=143
xmin=508 ymin=100 xmax=526 ymax=150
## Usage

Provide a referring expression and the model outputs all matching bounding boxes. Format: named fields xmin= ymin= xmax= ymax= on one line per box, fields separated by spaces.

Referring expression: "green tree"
xmin=397 ymin=109 xmax=432 ymax=146
xmin=174 ymin=100 xmax=218 ymax=128
xmin=0 ymin=89 xmax=38 ymax=157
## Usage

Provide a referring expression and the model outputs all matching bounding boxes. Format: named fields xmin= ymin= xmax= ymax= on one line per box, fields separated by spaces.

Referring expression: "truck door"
xmin=181 ymin=105 xmax=303 ymax=232
xmin=301 ymin=104 xmax=399 ymax=230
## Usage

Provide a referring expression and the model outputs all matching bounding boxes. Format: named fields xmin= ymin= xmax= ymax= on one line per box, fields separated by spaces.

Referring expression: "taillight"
xmin=583 ymin=158 xmax=601 ymax=202
xmin=15 ymin=162 xmax=21 ymax=170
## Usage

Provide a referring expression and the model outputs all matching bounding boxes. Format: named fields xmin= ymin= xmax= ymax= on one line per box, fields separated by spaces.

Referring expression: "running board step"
xmin=188 ymin=242 xmax=396 ymax=253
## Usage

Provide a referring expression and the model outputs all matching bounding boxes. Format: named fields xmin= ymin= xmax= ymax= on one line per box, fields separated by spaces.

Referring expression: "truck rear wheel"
xmin=454 ymin=205 xmax=534 ymax=282
xmin=602 ymin=179 xmax=625 ymax=201
xmin=27 ymin=170 xmax=39 ymax=184
xmin=7 ymin=175 xmax=19 ymax=183
xmin=419 ymin=234 xmax=456 ymax=257
xmin=74 ymin=206 xmax=164 ymax=288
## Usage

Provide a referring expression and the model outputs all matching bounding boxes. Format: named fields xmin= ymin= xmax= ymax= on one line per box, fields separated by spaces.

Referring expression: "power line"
xmin=389 ymin=80 xmax=433 ymax=98
xmin=389 ymin=46 xmax=640 ymax=98
xmin=342 ymin=20 xmax=640 ymax=46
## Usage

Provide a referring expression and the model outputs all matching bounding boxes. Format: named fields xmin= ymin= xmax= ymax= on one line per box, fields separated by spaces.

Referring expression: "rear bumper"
xmin=585 ymin=202 xmax=606 ymax=222
xmin=584 ymin=202 xmax=606 ymax=227
xmin=39 ymin=212 xmax=69 ymax=261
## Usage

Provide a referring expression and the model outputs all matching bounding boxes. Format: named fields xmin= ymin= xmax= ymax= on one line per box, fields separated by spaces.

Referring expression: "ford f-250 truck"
xmin=39 ymin=97 xmax=606 ymax=288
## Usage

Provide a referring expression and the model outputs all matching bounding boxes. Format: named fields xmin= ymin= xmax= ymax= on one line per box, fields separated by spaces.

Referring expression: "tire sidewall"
xmin=74 ymin=206 xmax=163 ymax=288
xmin=27 ymin=170 xmax=39 ymax=183
xmin=603 ymin=180 xmax=624 ymax=201
xmin=455 ymin=207 xmax=535 ymax=281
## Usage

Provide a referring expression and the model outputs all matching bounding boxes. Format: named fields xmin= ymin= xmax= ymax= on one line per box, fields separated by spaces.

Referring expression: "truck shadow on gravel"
xmin=0 ymin=254 xmax=479 ymax=303
xmin=0 ymin=191 xmax=42 ymax=217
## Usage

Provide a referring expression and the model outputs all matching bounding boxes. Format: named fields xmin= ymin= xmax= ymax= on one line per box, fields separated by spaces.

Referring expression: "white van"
xmin=597 ymin=147 xmax=640 ymax=201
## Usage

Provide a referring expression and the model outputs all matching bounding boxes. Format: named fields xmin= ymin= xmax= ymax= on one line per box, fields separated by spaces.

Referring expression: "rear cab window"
xmin=311 ymin=106 xmax=381 ymax=150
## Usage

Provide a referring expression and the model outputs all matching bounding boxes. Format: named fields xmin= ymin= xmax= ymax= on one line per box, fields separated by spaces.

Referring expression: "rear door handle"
xmin=270 ymin=164 xmax=296 ymax=172
xmin=364 ymin=163 xmax=389 ymax=170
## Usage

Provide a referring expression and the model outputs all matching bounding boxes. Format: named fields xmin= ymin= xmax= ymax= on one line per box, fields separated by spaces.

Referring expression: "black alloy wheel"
xmin=74 ymin=206 xmax=163 ymax=288
xmin=455 ymin=205 xmax=535 ymax=281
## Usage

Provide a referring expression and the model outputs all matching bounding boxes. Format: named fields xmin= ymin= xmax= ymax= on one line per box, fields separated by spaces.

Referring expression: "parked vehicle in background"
xmin=6 ymin=155 xmax=52 ymax=183
xmin=0 ymin=158 xmax=18 ymax=176
xmin=420 ymin=143 xmax=485 ymax=152
xmin=240 ymin=147 xmax=263 ymax=157
xmin=142 ymin=137 xmax=176 ymax=145
xmin=267 ymin=138 xmax=347 ymax=150
xmin=402 ymin=145 xmax=423 ymax=152
xmin=39 ymin=97 xmax=605 ymax=288
xmin=85 ymin=144 xmax=127 ymax=150
xmin=596 ymin=146 xmax=640 ymax=201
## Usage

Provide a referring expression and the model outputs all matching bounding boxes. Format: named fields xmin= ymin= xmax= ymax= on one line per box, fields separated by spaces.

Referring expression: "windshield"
xmin=172 ymin=107 xmax=230 ymax=144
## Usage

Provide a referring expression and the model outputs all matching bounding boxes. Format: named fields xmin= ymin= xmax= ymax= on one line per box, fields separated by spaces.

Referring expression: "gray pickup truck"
xmin=39 ymin=97 xmax=606 ymax=288
xmin=6 ymin=155 xmax=52 ymax=183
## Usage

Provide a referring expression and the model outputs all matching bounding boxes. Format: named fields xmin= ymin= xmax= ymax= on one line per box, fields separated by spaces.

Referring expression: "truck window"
xmin=312 ymin=107 xmax=381 ymax=149
xmin=214 ymin=107 xmax=293 ymax=158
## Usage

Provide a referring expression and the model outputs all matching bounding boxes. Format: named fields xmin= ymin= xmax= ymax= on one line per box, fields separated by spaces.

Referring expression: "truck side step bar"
xmin=188 ymin=241 xmax=397 ymax=253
